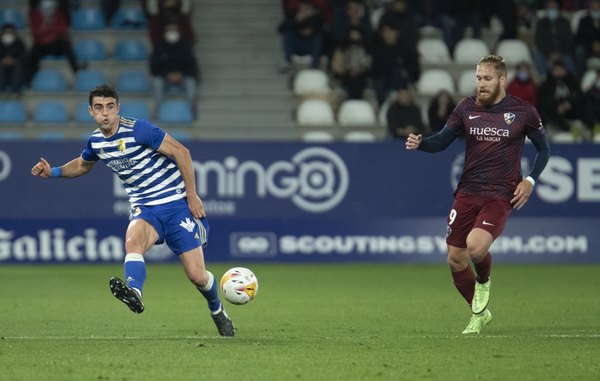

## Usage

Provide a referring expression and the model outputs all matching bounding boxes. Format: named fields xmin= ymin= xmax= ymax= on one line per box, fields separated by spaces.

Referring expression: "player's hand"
xmin=31 ymin=157 xmax=51 ymax=178
xmin=188 ymin=193 xmax=206 ymax=219
xmin=405 ymin=134 xmax=422 ymax=150
xmin=511 ymin=180 xmax=533 ymax=210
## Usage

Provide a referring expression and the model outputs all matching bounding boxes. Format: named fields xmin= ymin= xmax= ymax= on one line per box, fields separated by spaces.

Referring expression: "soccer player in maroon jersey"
xmin=405 ymin=55 xmax=551 ymax=334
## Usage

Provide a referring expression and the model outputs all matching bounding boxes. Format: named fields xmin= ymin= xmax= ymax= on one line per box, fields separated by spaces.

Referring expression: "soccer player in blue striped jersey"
xmin=31 ymin=84 xmax=235 ymax=336
xmin=406 ymin=55 xmax=551 ymax=334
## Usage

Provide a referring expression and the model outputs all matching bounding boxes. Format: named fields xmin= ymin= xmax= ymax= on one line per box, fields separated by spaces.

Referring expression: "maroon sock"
xmin=451 ymin=266 xmax=475 ymax=306
xmin=473 ymin=252 xmax=492 ymax=284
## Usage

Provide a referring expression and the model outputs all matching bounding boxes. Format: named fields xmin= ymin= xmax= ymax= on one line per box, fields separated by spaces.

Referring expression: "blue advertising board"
xmin=0 ymin=141 xmax=598 ymax=263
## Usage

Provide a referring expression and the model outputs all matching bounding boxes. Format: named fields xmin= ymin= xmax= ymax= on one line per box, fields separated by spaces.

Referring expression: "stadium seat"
xmin=119 ymin=100 xmax=150 ymax=120
xmin=31 ymin=68 xmax=68 ymax=92
xmin=71 ymin=8 xmax=106 ymax=30
xmin=110 ymin=7 xmax=146 ymax=29
xmin=416 ymin=69 xmax=455 ymax=96
xmin=302 ymin=130 xmax=335 ymax=142
xmin=0 ymin=131 xmax=24 ymax=140
xmin=0 ymin=100 xmax=26 ymax=123
xmin=116 ymin=69 xmax=151 ymax=93
xmin=75 ymin=101 xmax=91 ymax=123
xmin=168 ymin=131 xmax=191 ymax=141
xmin=296 ymin=99 xmax=336 ymax=127
xmin=74 ymin=69 xmax=107 ymax=92
xmin=580 ymin=70 xmax=597 ymax=92
xmin=418 ymin=38 xmax=451 ymax=65
xmin=551 ymin=132 xmax=579 ymax=143
xmin=337 ymin=99 xmax=377 ymax=127
xmin=157 ymin=100 xmax=194 ymax=123
xmin=344 ymin=131 xmax=377 ymax=142
xmin=114 ymin=39 xmax=148 ymax=61
xmin=0 ymin=8 xmax=26 ymax=29
xmin=495 ymin=39 xmax=532 ymax=65
xmin=33 ymin=100 xmax=69 ymax=123
xmin=75 ymin=39 xmax=107 ymax=61
xmin=457 ymin=70 xmax=476 ymax=96
xmin=293 ymin=69 xmax=331 ymax=97
xmin=453 ymin=38 xmax=490 ymax=65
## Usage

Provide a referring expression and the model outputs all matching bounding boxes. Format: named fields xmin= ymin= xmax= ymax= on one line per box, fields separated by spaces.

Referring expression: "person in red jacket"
xmin=507 ymin=61 xmax=538 ymax=107
xmin=26 ymin=0 xmax=83 ymax=85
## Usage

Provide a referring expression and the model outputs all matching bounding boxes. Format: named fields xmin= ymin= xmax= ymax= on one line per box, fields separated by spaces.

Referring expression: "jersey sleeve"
xmin=523 ymin=104 xmax=546 ymax=139
xmin=81 ymin=137 xmax=99 ymax=162
xmin=445 ymin=98 xmax=466 ymax=135
xmin=133 ymin=119 xmax=167 ymax=150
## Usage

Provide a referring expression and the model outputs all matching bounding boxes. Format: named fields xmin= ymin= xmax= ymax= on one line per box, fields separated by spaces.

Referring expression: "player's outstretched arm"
xmin=31 ymin=157 xmax=95 ymax=179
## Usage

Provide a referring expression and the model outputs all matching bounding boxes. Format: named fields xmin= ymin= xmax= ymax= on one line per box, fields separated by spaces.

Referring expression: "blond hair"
xmin=477 ymin=54 xmax=507 ymax=77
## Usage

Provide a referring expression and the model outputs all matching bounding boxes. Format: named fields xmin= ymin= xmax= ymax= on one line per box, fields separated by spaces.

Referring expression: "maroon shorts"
xmin=445 ymin=193 xmax=512 ymax=248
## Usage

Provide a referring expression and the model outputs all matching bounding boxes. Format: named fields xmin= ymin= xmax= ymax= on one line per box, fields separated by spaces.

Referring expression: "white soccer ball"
xmin=220 ymin=267 xmax=258 ymax=305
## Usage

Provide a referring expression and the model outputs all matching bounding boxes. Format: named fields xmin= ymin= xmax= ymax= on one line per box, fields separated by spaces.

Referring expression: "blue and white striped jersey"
xmin=81 ymin=116 xmax=186 ymax=207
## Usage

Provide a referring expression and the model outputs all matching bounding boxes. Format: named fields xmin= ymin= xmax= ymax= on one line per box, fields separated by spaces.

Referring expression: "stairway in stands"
xmin=193 ymin=0 xmax=296 ymax=140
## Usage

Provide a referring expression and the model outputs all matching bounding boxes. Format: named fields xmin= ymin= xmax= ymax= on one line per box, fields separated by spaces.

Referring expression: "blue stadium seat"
xmin=157 ymin=100 xmax=193 ymax=123
xmin=0 ymin=100 xmax=26 ymax=123
xmin=114 ymin=39 xmax=148 ymax=61
xmin=74 ymin=69 xmax=107 ymax=92
xmin=116 ymin=69 xmax=151 ymax=93
xmin=31 ymin=69 xmax=68 ymax=92
xmin=75 ymin=101 xmax=91 ymax=123
xmin=0 ymin=8 xmax=26 ymax=29
xmin=119 ymin=100 xmax=150 ymax=120
xmin=0 ymin=131 xmax=25 ymax=140
xmin=34 ymin=101 xmax=69 ymax=124
xmin=72 ymin=8 xmax=106 ymax=30
xmin=75 ymin=39 xmax=107 ymax=61
xmin=110 ymin=7 xmax=146 ymax=29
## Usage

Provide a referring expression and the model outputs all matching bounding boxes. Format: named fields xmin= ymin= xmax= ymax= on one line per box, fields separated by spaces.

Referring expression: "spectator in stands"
xmin=448 ymin=0 xmax=486 ymax=53
xmin=279 ymin=0 xmax=326 ymax=72
xmin=411 ymin=0 xmax=454 ymax=54
xmin=146 ymin=0 xmax=194 ymax=47
xmin=378 ymin=0 xmax=419 ymax=44
xmin=0 ymin=24 xmax=26 ymax=96
xmin=580 ymin=70 xmax=600 ymax=135
xmin=26 ymin=0 xmax=83 ymax=85
xmin=514 ymin=1 xmax=537 ymax=50
xmin=386 ymin=86 xmax=428 ymax=139
xmin=575 ymin=0 xmax=600 ymax=75
xmin=427 ymin=89 xmax=456 ymax=133
xmin=150 ymin=22 xmax=199 ymax=116
xmin=533 ymin=0 xmax=577 ymax=77
xmin=100 ymin=0 xmax=122 ymax=25
xmin=330 ymin=0 xmax=373 ymax=45
xmin=507 ymin=60 xmax=538 ymax=107
xmin=370 ymin=21 xmax=420 ymax=105
xmin=330 ymin=27 xmax=371 ymax=99
xmin=537 ymin=59 xmax=582 ymax=134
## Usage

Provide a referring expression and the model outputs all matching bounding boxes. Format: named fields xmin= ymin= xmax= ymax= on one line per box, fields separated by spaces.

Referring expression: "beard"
xmin=476 ymin=84 xmax=502 ymax=106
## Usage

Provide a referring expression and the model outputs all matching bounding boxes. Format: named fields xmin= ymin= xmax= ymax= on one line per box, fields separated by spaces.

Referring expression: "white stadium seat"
xmin=457 ymin=69 xmax=476 ymax=96
xmin=337 ymin=99 xmax=377 ymax=127
xmin=302 ymin=130 xmax=335 ymax=142
xmin=453 ymin=38 xmax=490 ymax=65
xmin=293 ymin=69 xmax=331 ymax=97
xmin=418 ymin=38 xmax=452 ymax=65
xmin=344 ymin=131 xmax=377 ymax=142
xmin=495 ymin=39 xmax=532 ymax=65
xmin=580 ymin=69 xmax=598 ymax=92
xmin=296 ymin=99 xmax=336 ymax=127
xmin=416 ymin=69 xmax=455 ymax=96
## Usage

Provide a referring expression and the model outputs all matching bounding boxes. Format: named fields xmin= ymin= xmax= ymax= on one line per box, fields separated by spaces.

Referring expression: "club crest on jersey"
xmin=504 ymin=112 xmax=515 ymax=125
xmin=118 ymin=139 xmax=126 ymax=152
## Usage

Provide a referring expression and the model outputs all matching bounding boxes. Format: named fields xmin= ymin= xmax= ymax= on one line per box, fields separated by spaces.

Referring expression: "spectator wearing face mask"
xmin=26 ymin=0 xmax=84 ymax=85
xmin=145 ymin=0 xmax=194 ymax=48
xmin=0 ymin=24 xmax=26 ymax=95
xmin=149 ymin=22 xmax=200 ymax=116
xmin=533 ymin=0 xmax=577 ymax=78
xmin=507 ymin=61 xmax=538 ymax=107
xmin=330 ymin=27 xmax=372 ymax=100
xmin=575 ymin=0 xmax=600 ymax=75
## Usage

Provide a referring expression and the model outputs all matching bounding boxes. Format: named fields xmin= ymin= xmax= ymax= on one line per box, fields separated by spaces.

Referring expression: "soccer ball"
xmin=220 ymin=267 xmax=258 ymax=305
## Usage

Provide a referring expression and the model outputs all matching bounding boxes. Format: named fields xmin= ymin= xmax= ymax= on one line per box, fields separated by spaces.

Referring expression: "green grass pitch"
xmin=1 ymin=263 xmax=599 ymax=381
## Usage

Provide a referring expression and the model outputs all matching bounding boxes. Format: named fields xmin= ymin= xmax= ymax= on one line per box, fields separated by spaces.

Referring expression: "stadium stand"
xmin=495 ymin=39 xmax=533 ymax=66
xmin=343 ymin=131 xmax=378 ymax=142
xmin=74 ymin=101 xmax=91 ymax=124
xmin=110 ymin=7 xmax=147 ymax=29
xmin=0 ymin=7 xmax=25 ymax=29
xmin=74 ymin=39 xmax=108 ymax=61
xmin=157 ymin=100 xmax=194 ymax=123
xmin=292 ymin=69 xmax=331 ymax=98
xmin=71 ymin=8 xmax=106 ymax=30
xmin=119 ymin=100 xmax=151 ymax=120
xmin=116 ymin=69 xmax=151 ymax=93
xmin=0 ymin=100 xmax=26 ymax=123
xmin=417 ymin=38 xmax=452 ymax=66
xmin=453 ymin=38 xmax=490 ymax=65
xmin=114 ymin=39 xmax=148 ymax=61
xmin=74 ymin=69 xmax=108 ymax=92
xmin=337 ymin=100 xmax=378 ymax=127
xmin=31 ymin=68 xmax=68 ymax=92
xmin=301 ymin=130 xmax=335 ymax=142
xmin=416 ymin=69 xmax=456 ymax=97
xmin=33 ymin=100 xmax=69 ymax=124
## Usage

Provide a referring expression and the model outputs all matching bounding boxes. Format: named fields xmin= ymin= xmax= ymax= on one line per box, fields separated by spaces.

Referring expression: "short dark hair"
xmin=478 ymin=54 xmax=507 ymax=77
xmin=88 ymin=84 xmax=119 ymax=106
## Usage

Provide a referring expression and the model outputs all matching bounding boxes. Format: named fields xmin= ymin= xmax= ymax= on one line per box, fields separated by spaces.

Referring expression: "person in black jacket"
xmin=149 ymin=22 xmax=199 ymax=116
xmin=0 ymin=24 xmax=26 ymax=95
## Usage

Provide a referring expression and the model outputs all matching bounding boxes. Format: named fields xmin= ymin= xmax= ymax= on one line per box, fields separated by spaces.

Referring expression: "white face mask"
xmin=1 ymin=33 xmax=15 ymax=46
xmin=164 ymin=30 xmax=180 ymax=43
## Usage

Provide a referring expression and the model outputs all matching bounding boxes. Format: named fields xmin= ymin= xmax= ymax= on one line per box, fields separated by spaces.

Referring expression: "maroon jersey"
xmin=446 ymin=93 xmax=546 ymax=201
